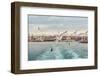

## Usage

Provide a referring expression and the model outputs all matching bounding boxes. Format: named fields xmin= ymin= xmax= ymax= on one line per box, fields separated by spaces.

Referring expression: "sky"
xmin=28 ymin=15 xmax=88 ymax=35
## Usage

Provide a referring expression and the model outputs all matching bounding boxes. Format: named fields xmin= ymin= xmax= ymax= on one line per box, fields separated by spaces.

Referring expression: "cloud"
xmin=28 ymin=15 xmax=88 ymax=33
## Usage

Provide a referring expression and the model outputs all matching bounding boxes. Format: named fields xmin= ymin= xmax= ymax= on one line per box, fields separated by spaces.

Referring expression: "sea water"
xmin=28 ymin=41 xmax=88 ymax=61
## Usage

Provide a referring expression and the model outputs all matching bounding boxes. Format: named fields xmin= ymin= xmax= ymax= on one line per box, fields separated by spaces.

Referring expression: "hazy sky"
xmin=28 ymin=15 xmax=88 ymax=34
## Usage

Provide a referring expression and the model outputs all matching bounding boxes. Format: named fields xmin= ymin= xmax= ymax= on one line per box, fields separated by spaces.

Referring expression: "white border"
xmin=20 ymin=7 xmax=95 ymax=70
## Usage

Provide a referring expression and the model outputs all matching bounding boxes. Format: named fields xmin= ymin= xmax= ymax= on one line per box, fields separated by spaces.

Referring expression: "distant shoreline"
xmin=28 ymin=41 xmax=88 ymax=43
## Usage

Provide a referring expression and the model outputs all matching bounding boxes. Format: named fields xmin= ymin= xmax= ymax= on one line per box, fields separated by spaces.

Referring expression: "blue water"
xmin=28 ymin=42 xmax=88 ymax=61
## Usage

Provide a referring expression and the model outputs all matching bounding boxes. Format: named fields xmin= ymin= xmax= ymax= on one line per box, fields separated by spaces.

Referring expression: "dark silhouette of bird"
xmin=50 ymin=48 xmax=53 ymax=52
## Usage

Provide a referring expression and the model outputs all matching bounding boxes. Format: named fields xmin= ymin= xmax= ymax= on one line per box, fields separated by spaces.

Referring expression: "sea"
xmin=28 ymin=41 xmax=88 ymax=61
